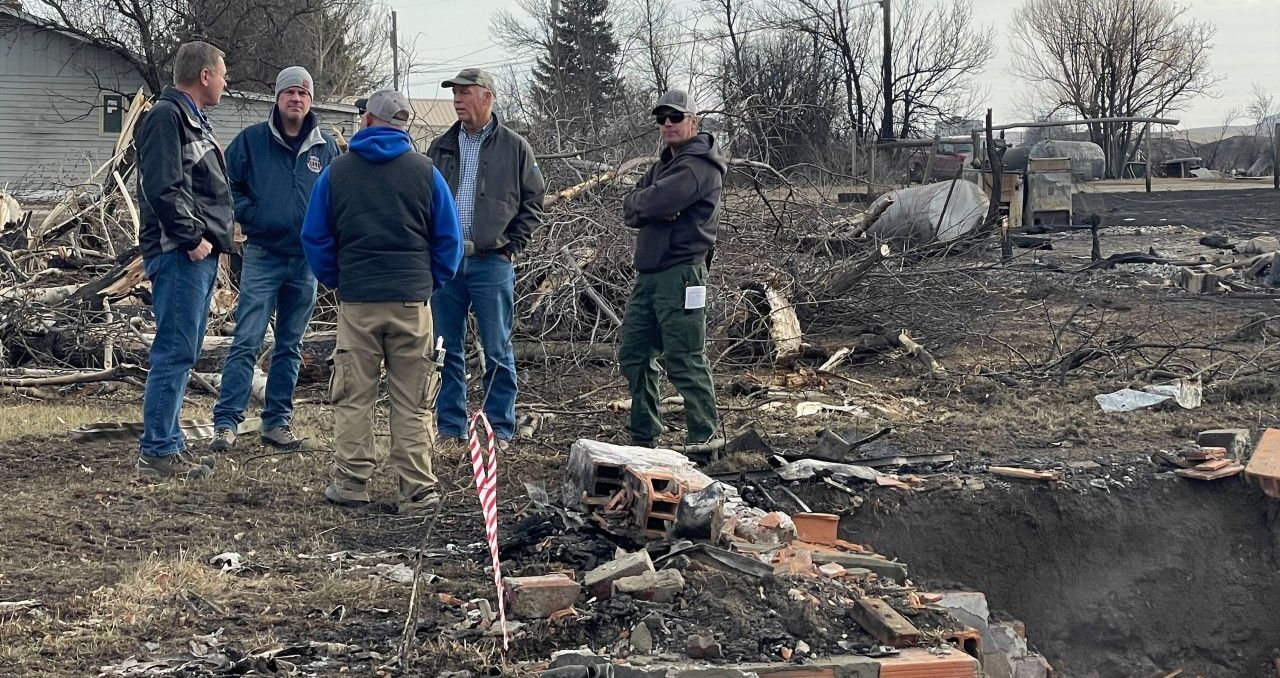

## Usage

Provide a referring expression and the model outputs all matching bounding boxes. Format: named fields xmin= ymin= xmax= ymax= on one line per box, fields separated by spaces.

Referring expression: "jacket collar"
xmin=438 ymin=111 xmax=505 ymax=151
xmin=268 ymin=106 xmax=326 ymax=154
xmin=160 ymin=86 xmax=209 ymax=132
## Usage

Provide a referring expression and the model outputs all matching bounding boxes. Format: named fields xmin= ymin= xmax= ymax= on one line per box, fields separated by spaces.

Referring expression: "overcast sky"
xmin=391 ymin=0 xmax=1280 ymax=129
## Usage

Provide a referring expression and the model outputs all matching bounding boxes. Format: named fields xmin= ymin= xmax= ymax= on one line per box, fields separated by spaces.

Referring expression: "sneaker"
xmin=261 ymin=426 xmax=305 ymax=451
xmin=397 ymin=490 xmax=441 ymax=516
xmin=210 ymin=427 xmax=236 ymax=453
xmin=322 ymin=481 xmax=371 ymax=507
xmin=135 ymin=451 xmax=214 ymax=480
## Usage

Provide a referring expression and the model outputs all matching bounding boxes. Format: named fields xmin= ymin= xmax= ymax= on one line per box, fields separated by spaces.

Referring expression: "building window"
xmin=102 ymin=93 xmax=124 ymax=135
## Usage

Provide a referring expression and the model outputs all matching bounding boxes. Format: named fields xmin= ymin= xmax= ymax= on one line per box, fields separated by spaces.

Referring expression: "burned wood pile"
xmin=1 ymin=93 xmax=1005 ymax=399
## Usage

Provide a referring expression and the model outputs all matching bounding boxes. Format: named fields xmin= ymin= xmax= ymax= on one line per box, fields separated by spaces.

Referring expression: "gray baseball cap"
xmin=364 ymin=89 xmax=411 ymax=128
xmin=442 ymin=68 xmax=496 ymax=90
xmin=652 ymin=89 xmax=694 ymax=115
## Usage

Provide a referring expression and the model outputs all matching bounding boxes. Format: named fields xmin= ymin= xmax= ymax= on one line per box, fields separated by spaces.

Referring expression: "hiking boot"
xmin=397 ymin=490 xmax=442 ymax=516
xmin=135 ymin=451 xmax=214 ymax=480
xmin=210 ymin=427 xmax=236 ymax=453
xmin=261 ymin=426 xmax=306 ymax=451
xmin=322 ymin=481 xmax=371 ymax=508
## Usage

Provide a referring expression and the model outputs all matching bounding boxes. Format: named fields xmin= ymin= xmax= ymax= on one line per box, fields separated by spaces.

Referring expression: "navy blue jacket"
xmin=225 ymin=109 xmax=340 ymax=256
xmin=136 ymin=87 xmax=235 ymax=258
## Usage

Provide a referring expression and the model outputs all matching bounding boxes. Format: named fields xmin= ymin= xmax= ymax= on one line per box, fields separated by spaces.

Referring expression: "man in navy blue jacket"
xmin=211 ymin=67 xmax=340 ymax=453
xmin=302 ymin=89 xmax=462 ymax=514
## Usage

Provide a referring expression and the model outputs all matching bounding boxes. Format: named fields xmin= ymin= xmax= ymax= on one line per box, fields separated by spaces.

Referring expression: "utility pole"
xmin=880 ymin=0 xmax=893 ymax=141
xmin=1274 ymin=122 xmax=1279 ymax=190
xmin=390 ymin=10 xmax=399 ymax=91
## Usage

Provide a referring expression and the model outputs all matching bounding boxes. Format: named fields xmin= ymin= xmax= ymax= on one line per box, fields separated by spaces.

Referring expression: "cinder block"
xmin=502 ymin=574 xmax=580 ymax=619
xmin=1196 ymin=428 xmax=1251 ymax=457
xmin=583 ymin=549 xmax=655 ymax=599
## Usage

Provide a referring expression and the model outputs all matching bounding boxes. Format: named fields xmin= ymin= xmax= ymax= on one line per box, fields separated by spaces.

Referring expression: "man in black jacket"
xmin=134 ymin=41 xmax=234 ymax=478
xmin=620 ymin=89 xmax=727 ymax=451
xmin=426 ymin=68 xmax=544 ymax=447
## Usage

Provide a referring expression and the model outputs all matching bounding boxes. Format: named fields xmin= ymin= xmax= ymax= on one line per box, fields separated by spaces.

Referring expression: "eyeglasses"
xmin=655 ymin=112 xmax=686 ymax=125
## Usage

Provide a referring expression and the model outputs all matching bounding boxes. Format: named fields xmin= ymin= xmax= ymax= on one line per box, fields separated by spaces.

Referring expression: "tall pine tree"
xmin=530 ymin=0 xmax=622 ymax=124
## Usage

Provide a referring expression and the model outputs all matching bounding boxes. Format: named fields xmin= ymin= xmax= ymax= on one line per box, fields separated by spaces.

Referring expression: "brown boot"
xmin=322 ymin=480 xmax=371 ymax=507
xmin=135 ymin=451 xmax=214 ymax=480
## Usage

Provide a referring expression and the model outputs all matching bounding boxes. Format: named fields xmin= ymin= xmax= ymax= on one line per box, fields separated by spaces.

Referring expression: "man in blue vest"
xmin=302 ymin=89 xmax=463 ymax=514
xmin=211 ymin=67 xmax=340 ymax=454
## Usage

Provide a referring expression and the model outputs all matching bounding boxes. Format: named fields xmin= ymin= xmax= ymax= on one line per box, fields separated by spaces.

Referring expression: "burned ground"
xmin=3 ymin=186 xmax=1280 ymax=677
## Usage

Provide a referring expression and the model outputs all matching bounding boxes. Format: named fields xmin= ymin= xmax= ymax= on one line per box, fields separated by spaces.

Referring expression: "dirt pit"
xmin=839 ymin=471 xmax=1280 ymax=677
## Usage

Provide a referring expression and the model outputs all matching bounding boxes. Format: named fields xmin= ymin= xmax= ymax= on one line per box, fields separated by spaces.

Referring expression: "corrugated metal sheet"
xmin=408 ymin=98 xmax=456 ymax=148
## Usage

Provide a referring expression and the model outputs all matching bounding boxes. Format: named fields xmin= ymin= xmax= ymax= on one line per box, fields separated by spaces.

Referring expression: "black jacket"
xmin=135 ymin=87 xmax=235 ymax=259
xmin=623 ymin=132 xmax=727 ymax=273
xmin=426 ymin=114 xmax=545 ymax=256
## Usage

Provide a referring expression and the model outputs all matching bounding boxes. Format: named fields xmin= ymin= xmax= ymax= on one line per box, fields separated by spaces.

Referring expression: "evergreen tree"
xmin=529 ymin=0 xmax=622 ymax=124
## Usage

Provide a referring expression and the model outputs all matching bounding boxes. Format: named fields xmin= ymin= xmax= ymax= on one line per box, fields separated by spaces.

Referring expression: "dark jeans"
xmin=213 ymin=245 xmax=317 ymax=431
xmin=431 ymin=253 xmax=518 ymax=441
xmin=618 ymin=262 xmax=718 ymax=444
xmin=139 ymin=250 xmax=219 ymax=457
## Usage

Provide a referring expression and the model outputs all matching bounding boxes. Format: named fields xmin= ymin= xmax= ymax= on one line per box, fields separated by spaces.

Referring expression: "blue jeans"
xmin=432 ymin=253 xmax=517 ymax=440
xmin=213 ymin=244 xmax=317 ymax=431
xmin=140 ymin=250 xmax=220 ymax=457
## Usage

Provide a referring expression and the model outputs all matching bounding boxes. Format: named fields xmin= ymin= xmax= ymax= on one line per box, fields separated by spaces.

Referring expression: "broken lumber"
xmin=1176 ymin=464 xmax=1244 ymax=481
xmin=0 ymin=364 xmax=144 ymax=387
xmin=762 ymin=284 xmax=802 ymax=364
xmin=989 ymin=466 xmax=1061 ymax=482
xmin=850 ymin=597 xmax=921 ymax=647
xmin=891 ymin=329 xmax=942 ymax=373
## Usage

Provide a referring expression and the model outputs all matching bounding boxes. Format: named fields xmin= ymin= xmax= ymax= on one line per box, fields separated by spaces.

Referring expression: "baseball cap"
xmin=364 ymin=89 xmax=411 ymax=128
xmin=353 ymin=97 xmax=368 ymax=114
xmin=652 ymin=89 xmax=694 ymax=115
xmin=442 ymin=68 xmax=496 ymax=90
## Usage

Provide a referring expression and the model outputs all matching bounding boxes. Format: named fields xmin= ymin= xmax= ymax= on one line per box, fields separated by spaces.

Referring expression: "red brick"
xmin=1247 ymin=428 xmax=1280 ymax=499
xmin=946 ymin=627 xmax=982 ymax=658
xmin=1195 ymin=458 xmax=1232 ymax=471
xmin=503 ymin=574 xmax=581 ymax=619
xmin=877 ymin=647 xmax=979 ymax=677
xmin=793 ymin=512 xmax=840 ymax=546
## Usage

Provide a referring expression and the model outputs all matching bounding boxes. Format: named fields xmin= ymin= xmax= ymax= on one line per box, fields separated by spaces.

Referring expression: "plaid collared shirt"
xmin=455 ymin=115 xmax=497 ymax=241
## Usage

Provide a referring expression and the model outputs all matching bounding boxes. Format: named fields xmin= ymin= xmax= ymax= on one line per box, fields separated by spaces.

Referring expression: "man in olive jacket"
xmin=620 ymin=89 xmax=727 ymax=450
xmin=426 ymin=68 xmax=545 ymax=446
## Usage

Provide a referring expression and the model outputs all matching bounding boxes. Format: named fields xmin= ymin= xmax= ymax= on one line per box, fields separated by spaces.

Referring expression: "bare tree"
xmin=8 ymin=0 xmax=387 ymax=98
xmin=887 ymin=0 xmax=993 ymax=139
xmin=626 ymin=0 xmax=679 ymax=94
xmin=778 ymin=0 xmax=876 ymax=139
xmin=1011 ymin=0 xmax=1217 ymax=177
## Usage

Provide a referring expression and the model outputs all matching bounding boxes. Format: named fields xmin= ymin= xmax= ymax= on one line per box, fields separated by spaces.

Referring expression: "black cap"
xmin=354 ymin=97 xmax=368 ymax=114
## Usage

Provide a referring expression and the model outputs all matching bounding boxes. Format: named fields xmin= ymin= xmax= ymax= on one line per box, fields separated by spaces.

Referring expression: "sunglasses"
xmin=655 ymin=112 xmax=687 ymax=125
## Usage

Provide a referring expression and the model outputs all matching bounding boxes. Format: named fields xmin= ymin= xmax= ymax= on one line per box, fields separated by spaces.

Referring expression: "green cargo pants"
xmin=618 ymin=262 xmax=718 ymax=445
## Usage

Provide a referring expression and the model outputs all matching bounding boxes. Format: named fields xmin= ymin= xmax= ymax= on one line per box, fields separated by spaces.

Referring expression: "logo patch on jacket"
xmin=307 ymin=155 xmax=321 ymax=173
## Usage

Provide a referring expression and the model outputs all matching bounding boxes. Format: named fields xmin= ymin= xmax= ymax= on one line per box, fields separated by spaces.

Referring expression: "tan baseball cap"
xmin=442 ymin=68 xmax=496 ymax=90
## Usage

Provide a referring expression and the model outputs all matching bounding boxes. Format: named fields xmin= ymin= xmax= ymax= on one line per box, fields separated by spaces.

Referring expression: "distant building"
xmin=408 ymin=98 xmax=456 ymax=149
xmin=0 ymin=4 xmax=357 ymax=196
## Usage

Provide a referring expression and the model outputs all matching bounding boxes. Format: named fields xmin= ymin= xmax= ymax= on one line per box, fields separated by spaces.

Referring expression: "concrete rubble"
xmin=524 ymin=439 xmax=1051 ymax=678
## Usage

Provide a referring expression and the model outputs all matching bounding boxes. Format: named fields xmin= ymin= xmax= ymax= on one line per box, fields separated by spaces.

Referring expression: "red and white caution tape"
xmin=467 ymin=410 xmax=509 ymax=648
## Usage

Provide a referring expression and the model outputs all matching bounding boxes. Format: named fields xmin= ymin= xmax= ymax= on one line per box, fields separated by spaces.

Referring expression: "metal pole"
xmin=390 ymin=10 xmax=399 ymax=91
xmin=1144 ymin=127 xmax=1152 ymax=193
xmin=1274 ymin=122 xmax=1279 ymax=190
xmin=880 ymin=0 xmax=893 ymax=141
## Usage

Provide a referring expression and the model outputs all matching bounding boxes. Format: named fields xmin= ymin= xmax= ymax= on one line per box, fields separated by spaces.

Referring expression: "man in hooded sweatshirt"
xmin=619 ymin=89 xmax=728 ymax=451
xmin=301 ymin=89 xmax=463 ymax=514
xmin=211 ymin=66 xmax=339 ymax=454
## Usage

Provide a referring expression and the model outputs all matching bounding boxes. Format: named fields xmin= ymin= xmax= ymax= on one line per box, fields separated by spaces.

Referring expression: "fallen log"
xmin=891 ymin=330 xmax=942 ymax=373
xmin=0 ymin=364 xmax=144 ymax=387
xmin=762 ymin=284 xmax=802 ymax=364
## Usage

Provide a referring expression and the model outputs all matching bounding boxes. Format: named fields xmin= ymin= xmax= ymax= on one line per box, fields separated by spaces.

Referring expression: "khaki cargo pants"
xmin=329 ymin=301 xmax=440 ymax=501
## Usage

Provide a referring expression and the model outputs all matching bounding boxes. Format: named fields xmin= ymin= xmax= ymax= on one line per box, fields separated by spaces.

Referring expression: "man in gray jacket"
xmin=426 ymin=68 xmax=545 ymax=446
xmin=620 ymin=89 xmax=727 ymax=451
